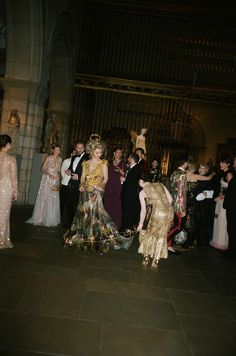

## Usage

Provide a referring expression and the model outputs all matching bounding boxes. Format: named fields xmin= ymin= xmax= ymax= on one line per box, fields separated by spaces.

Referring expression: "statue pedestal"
xmin=28 ymin=153 xmax=47 ymax=205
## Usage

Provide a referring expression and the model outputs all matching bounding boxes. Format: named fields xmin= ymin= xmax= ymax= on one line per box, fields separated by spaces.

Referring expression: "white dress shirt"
xmin=61 ymin=157 xmax=72 ymax=186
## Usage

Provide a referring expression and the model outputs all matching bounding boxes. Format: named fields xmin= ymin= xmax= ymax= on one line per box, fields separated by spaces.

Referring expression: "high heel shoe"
xmin=151 ymin=259 xmax=159 ymax=268
xmin=142 ymin=256 xmax=149 ymax=266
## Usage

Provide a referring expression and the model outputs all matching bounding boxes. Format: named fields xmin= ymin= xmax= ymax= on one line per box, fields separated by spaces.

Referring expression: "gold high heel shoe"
xmin=142 ymin=256 xmax=149 ymax=266
xmin=151 ymin=259 xmax=159 ymax=268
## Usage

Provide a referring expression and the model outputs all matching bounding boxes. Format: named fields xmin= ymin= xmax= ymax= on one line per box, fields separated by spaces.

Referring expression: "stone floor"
xmin=0 ymin=206 xmax=236 ymax=356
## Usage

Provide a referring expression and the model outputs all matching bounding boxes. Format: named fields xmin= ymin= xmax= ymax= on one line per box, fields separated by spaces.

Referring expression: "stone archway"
xmin=45 ymin=12 xmax=76 ymax=156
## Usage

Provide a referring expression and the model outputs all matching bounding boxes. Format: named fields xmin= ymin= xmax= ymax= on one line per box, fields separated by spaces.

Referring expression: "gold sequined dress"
xmin=138 ymin=183 xmax=174 ymax=260
xmin=0 ymin=152 xmax=18 ymax=248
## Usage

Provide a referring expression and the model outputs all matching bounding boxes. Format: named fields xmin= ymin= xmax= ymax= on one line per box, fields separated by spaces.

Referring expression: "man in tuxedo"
xmin=64 ymin=142 xmax=87 ymax=226
xmin=223 ymin=169 xmax=236 ymax=257
xmin=120 ymin=153 xmax=141 ymax=231
xmin=135 ymin=147 xmax=149 ymax=174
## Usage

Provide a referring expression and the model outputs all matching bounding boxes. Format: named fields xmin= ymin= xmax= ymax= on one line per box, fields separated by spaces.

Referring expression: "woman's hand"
xmin=94 ymin=185 xmax=104 ymax=192
xmin=12 ymin=191 xmax=18 ymax=201
xmin=137 ymin=223 xmax=143 ymax=232
xmin=79 ymin=186 xmax=84 ymax=192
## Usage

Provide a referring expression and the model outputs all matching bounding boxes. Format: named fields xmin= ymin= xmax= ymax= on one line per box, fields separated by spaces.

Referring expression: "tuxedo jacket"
xmin=68 ymin=153 xmax=88 ymax=189
xmin=223 ymin=177 xmax=236 ymax=216
xmin=121 ymin=164 xmax=141 ymax=198
xmin=138 ymin=159 xmax=149 ymax=174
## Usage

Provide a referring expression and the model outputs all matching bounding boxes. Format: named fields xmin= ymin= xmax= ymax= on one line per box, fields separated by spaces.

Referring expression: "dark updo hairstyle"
xmin=140 ymin=171 xmax=150 ymax=182
xmin=0 ymin=134 xmax=12 ymax=149
xmin=129 ymin=152 xmax=139 ymax=163
xmin=135 ymin=147 xmax=145 ymax=155
xmin=220 ymin=156 xmax=232 ymax=165
xmin=176 ymin=154 xmax=189 ymax=168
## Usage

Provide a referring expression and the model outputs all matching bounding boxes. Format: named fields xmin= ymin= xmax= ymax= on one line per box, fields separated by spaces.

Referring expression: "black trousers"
xmin=226 ymin=211 xmax=236 ymax=255
xmin=60 ymin=184 xmax=69 ymax=215
xmin=61 ymin=185 xmax=80 ymax=226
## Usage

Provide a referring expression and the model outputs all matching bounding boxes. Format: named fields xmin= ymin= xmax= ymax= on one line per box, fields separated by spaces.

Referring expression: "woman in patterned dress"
xmin=64 ymin=137 xmax=121 ymax=254
xmin=0 ymin=134 xmax=18 ymax=249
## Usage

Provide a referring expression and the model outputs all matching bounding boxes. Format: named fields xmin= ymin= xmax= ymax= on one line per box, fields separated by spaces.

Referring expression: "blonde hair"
xmin=86 ymin=134 xmax=106 ymax=157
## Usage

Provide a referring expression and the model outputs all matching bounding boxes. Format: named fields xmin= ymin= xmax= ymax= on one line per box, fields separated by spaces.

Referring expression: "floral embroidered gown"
xmin=64 ymin=160 xmax=121 ymax=252
xmin=27 ymin=155 xmax=62 ymax=227
xmin=0 ymin=152 xmax=18 ymax=248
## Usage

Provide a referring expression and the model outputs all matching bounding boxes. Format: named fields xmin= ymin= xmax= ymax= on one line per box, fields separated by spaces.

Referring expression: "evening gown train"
xmin=64 ymin=160 xmax=123 ymax=252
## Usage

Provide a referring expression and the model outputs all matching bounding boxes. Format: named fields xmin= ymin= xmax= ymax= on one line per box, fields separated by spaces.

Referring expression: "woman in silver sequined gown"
xmin=27 ymin=145 xmax=62 ymax=227
xmin=0 ymin=135 xmax=18 ymax=249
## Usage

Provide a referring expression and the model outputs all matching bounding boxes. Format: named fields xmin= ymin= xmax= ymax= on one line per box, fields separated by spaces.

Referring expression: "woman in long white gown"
xmin=0 ymin=135 xmax=18 ymax=249
xmin=210 ymin=158 xmax=231 ymax=250
xmin=27 ymin=145 xmax=62 ymax=227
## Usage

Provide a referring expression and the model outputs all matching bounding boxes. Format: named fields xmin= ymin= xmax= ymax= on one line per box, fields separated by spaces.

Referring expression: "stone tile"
xmin=81 ymin=291 xmax=181 ymax=331
xmin=0 ymin=270 xmax=38 ymax=294
xmin=203 ymin=271 xmax=236 ymax=297
xmin=0 ymin=243 xmax=43 ymax=259
xmin=12 ymin=261 xmax=79 ymax=277
xmin=81 ymin=254 xmax=130 ymax=271
xmin=220 ymin=296 xmax=236 ymax=320
xmin=17 ymin=274 xmax=86 ymax=318
xmin=130 ymin=268 xmax=215 ymax=293
xmin=46 ymin=238 xmax=78 ymax=255
xmin=0 ymin=254 xmax=23 ymax=272
xmin=86 ymin=278 xmax=169 ymax=301
xmin=101 ymin=323 xmax=191 ymax=356
xmin=180 ymin=315 xmax=236 ymax=356
xmin=169 ymin=289 xmax=234 ymax=320
xmin=179 ymin=251 xmax=236 ymax=274
xmin=35 ymin=252 xmax=83 ymax=269
xmin=130 ymin=254 xmax=201 ymax=275
xmin=78 ymin=265 xmax=130 ymax=283
xmin=0 ymin=310 xmax=101 ymax=355
xmin=0 ymin=292 xmax=23 ymax=310
xmin=0 ymin=349 xmax=44 ymax=355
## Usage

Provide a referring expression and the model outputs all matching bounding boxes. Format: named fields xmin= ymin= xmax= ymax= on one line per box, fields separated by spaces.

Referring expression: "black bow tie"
xmin=75 ymin=154 xmax=82 ymax=158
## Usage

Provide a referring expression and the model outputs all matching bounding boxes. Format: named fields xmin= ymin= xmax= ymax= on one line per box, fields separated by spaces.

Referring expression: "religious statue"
xmin=129 ymin=130 xmax=137 ymax=152
xmin=136 ymin=128 xmax=147 ymax=153
xmin=44 ymin=113 xmax=59 ymax=153
xmin=7 ymin=109 xmax=21 ymax=153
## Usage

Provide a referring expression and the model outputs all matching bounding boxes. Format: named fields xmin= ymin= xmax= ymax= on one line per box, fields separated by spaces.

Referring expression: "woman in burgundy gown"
xmin=104 ymin=147 xmax=127 ymax=230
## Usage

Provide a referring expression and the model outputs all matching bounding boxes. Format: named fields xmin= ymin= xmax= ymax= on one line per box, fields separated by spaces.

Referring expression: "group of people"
xmin=1 ymin=132 xmax=236 ymax=267
xmin=167 ymin=155 xmax=236 ymax=259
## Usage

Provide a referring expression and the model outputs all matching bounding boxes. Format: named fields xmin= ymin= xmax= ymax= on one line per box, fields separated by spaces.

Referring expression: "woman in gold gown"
xmin=0 ymin=135 xmax=18 ymax=249
xmin=137 ymin=173 xmax=174 ymax=268
xmin=64 ymin=137 xmax=121 ymax=254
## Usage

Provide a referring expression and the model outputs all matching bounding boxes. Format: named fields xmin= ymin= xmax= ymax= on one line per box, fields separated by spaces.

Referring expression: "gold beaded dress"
xmin=0 ymin=152 xmax=18 ymax=248
xmin=138 ymin=183 xmax=174 ymax=260
xmin=64 ymin=160 xmax=122 ymax=252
